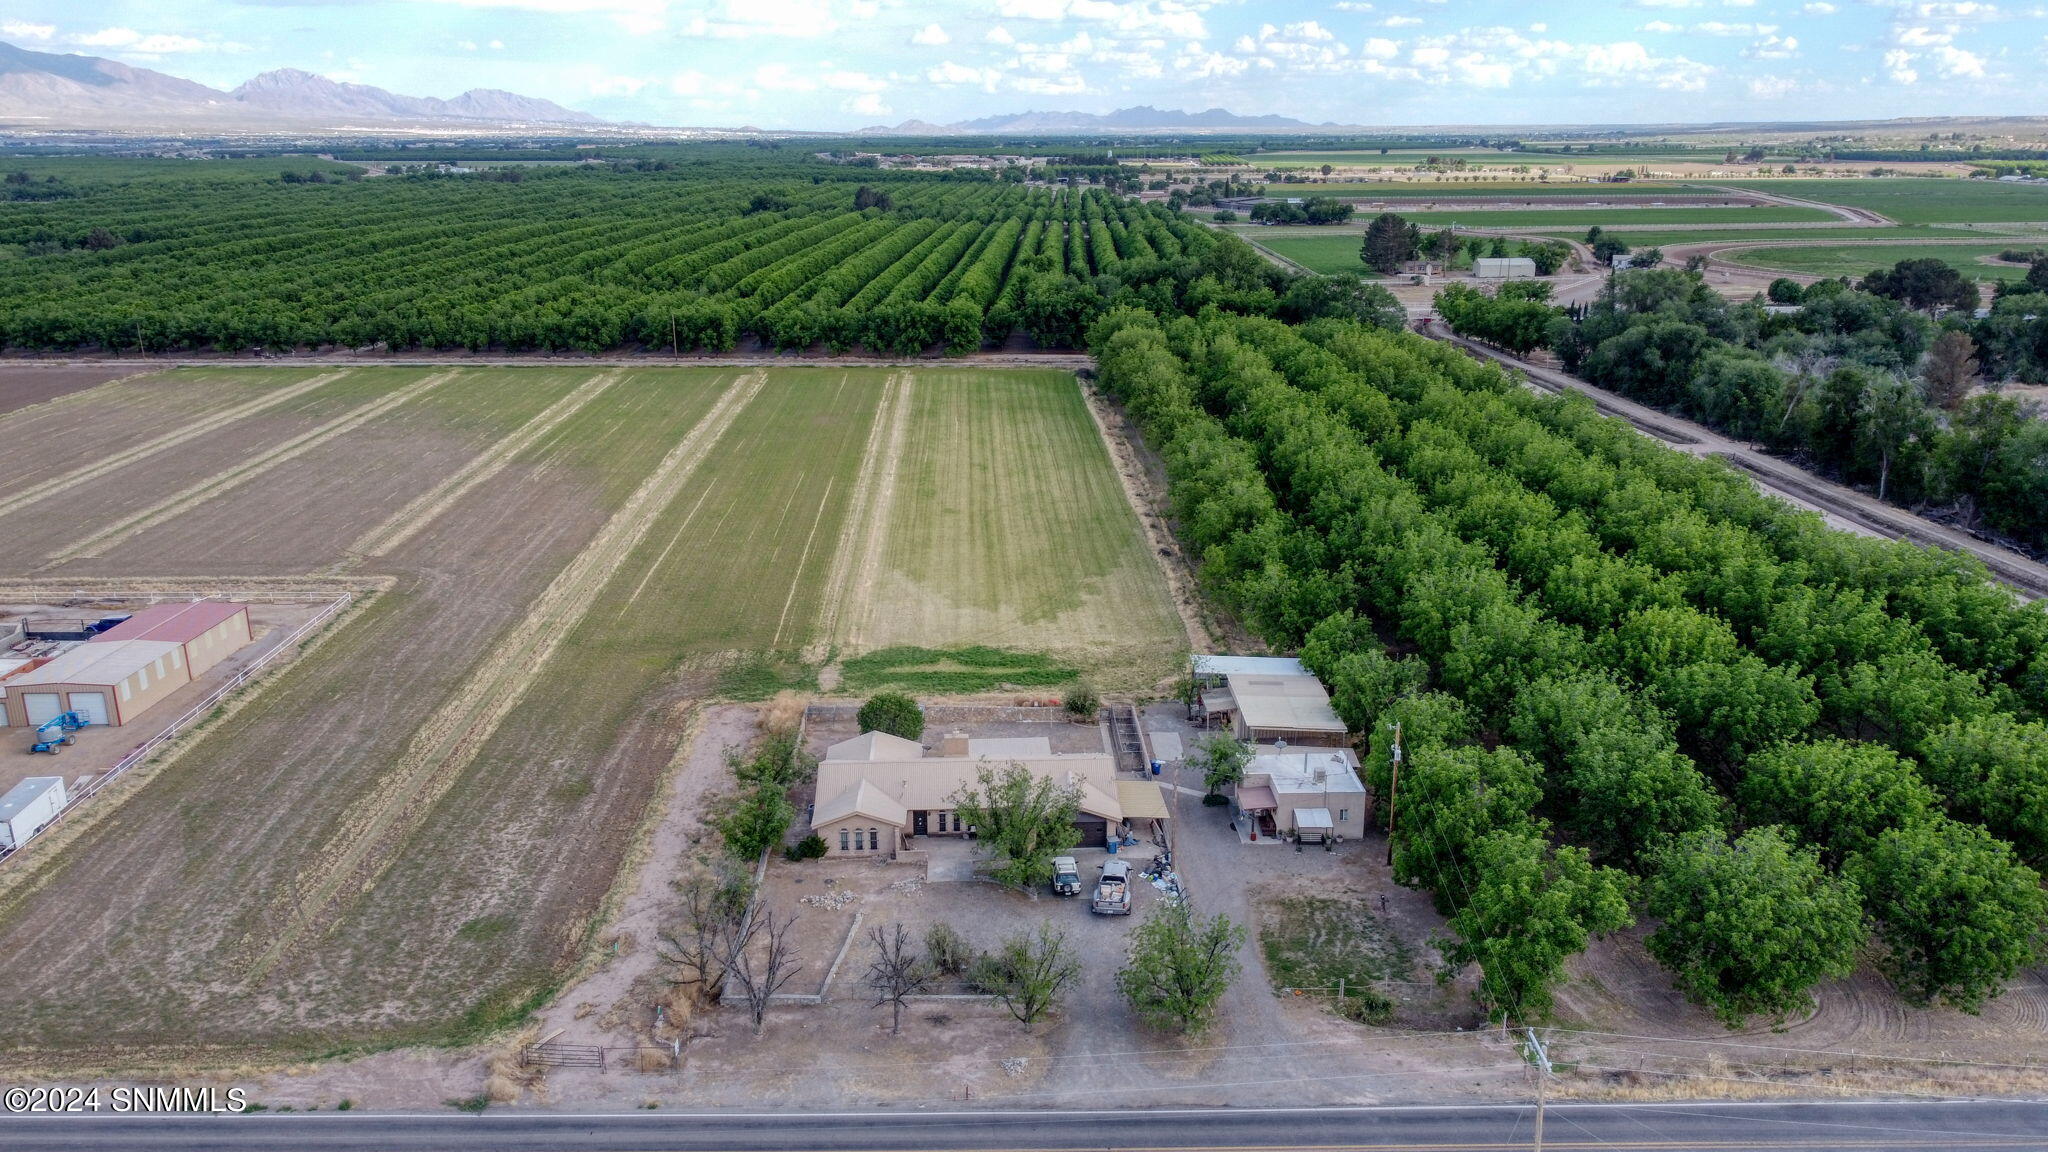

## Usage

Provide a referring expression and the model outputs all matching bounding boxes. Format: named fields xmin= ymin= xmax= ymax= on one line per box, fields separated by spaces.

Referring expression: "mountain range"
xmin=861 ymin=105 xmax=1354 ymax=135
xmin=0 ymin=40 xmax=598 ymax=128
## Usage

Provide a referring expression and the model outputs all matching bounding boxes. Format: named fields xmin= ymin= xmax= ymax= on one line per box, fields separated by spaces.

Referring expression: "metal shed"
xmin=91 ymin=602 xmax=253 ymax=679
xmin=2 ymin=640 xmax=188 ymax=728
xmin=1474 ymin=257 xmax=1537 ymax=279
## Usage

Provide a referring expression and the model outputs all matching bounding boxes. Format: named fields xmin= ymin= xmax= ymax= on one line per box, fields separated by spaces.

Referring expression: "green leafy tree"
xmin=1191 ymin=734 xmax=1253 ymax=798
xmin=1391 ymin=745 xmax=1544 ymax=909
xmin=1117 ymin=902 xmax=1245 ymax=1032
xmin=1359 ymin=212 xmax=1420 ymax=274
xmin=857 ymin=692 xmax=924 ymax=741
xmin=1849 ymin=819 xmax=2048 ymax=1011
xmin=1645 ymin=828 xmax=1864 ymax=1027
xmin=1442 ymin=829 xmax=1635 ymax=1022
xmin=1737 ymin=739 xmax=1941 ymax=861
xmin=949 ymin=762 xmax=1082 ymax=887
xmin=972 ymin=922 xmax=1082 ymax=1025
xmin=1918 ymin=714 xmax=2048 ymax=868
xmin=716 ymin=785 xmax=795 ymax=859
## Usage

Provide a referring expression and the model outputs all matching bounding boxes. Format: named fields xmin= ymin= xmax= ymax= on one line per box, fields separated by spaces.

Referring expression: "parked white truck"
xmin=1051 ymin=856 xmax=1082 ymax=897
xmin=1091 ymin=858 xmax=1132 ymax=915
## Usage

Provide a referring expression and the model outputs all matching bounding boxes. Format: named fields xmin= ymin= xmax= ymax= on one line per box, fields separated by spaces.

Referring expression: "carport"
xmin=1234 ymin=782 xmax=1279 ymax=841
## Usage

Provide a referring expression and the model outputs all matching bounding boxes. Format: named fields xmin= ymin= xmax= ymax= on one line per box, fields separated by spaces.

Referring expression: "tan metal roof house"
xmin=91 ymin=602 xmax=253 ymax=679
xmin=2 ymin=640 xmax=189 ymax=728
xmin=810 ymin=730 xmax=1162 ymax=858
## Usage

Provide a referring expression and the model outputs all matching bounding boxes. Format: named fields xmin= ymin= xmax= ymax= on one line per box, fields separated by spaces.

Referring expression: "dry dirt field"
xmin=0 ymin=365 xmax=150 ymax=417
xmin=0 ymin=363 xmax=1184 ymax=1066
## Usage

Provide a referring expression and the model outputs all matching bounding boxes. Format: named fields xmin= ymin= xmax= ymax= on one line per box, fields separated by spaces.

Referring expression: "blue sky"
xmin=3 ymin=0 xmax=2044 ymax=129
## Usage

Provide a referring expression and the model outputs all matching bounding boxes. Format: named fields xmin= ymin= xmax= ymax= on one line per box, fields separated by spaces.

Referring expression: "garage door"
xmin=67 ymin=692 xmax=110 ymax=726
xmin=22 ymin=693 xmax=62 ymax=727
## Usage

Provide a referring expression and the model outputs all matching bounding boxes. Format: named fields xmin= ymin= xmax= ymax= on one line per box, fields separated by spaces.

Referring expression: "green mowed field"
xmin=837 ymin=368 xmax=1183 ymax=686
xmin=1248 ymin=234 xmax=1378 ymax=275
xmin=1720 ymin=179 xmax=2048 ymax=224
xmin=1390 ymin=206 xmax=1835 ymax=227
xmin=1256 ymin=151 xmax=1716 ymax=169
xmin=1527 ymin=225 xmax=2042 ymax=245
xmin=0 ymin=364 xmax=1180 ymax=1058
xmin=1724 ymin=242 xmax=2037 ymax=281
xmin=1271 ymin=181 xmax=1703 ymax=198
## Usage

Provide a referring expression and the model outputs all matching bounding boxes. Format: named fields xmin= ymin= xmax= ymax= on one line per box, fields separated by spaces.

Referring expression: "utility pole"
xmin=1383 ymin=721 xmax=1402 ymax=867
xmin=1525 ymin=1027 xmax=1552 ymax=1152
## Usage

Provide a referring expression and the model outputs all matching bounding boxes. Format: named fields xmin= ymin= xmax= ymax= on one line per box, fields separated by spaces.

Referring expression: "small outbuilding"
xmin=0 ymin=776 xmax=66 ymax=850
xmin=1474 ymin=256 xmax=1538 ymax=279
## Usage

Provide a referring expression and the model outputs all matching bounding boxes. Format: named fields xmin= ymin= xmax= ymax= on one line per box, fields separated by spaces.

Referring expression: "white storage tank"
xmin=0 ymin=776 xmax=67 ymax=850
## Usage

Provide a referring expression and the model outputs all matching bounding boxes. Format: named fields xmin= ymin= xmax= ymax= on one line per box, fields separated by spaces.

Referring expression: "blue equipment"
xmin=28 ymin=711 xmax=90 ymax=754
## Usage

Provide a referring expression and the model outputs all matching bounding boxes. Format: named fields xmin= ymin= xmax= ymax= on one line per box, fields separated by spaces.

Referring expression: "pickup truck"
xmin=1091 ymin=858 xmax=1132 ymax=915
xmin=1051 ymin=856 xmax=1082 ymax=897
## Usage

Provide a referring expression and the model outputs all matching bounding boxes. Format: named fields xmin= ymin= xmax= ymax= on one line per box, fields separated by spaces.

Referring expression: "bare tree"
xmin=654 ymin=866 xmax=751 ymax=1001
xmin=1921 ymin=329 xmax=1980 ymax=412
xmin=863 ymin=922 xmax=932 ymax=1034
xmin=971 ymin=922 xmax=1081 ymax=1026
xmin=719 ymin=904 xmax=802 ymax=1037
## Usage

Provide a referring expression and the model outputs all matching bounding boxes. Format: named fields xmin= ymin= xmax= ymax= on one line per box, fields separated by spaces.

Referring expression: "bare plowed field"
xmin=0 ymin=369 xmax=416 ymax=572
xmin=0 ymin=363 xmax=1178 ymax=1063
xmin=56 ymin=367 xmax=595 ymax=576
xmin=0 ymin=365 xmax=149 ymax=417
xmin=0 ymin=367 xmax=354 ymax=503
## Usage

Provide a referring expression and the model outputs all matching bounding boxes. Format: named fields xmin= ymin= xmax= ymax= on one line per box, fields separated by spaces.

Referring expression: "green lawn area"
xmin=1272 ymin=181 xmax=1702 ymax=198
xmin=1529 ymin=225 xmax=2047 ymax=246
xmin=1246 ymin=233 xmax=1375 ymax=276
xmin=1723 ymin=243 xmax=2035 ymax=282
xmin=1390 ymin=206 xmax=1835 ymax=227
xmin=1719 ymin=179 xmax=2048 ymax=224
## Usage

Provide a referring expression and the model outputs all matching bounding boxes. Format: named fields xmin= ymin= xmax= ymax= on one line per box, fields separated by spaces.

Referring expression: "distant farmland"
xmin=1724 ymin=242 xmax=2039 ymax=282
xmin=0 ymin=364 xmax=1179 ymax=1062
xmin=1719 ymin=178 xmax=2048 ymax=224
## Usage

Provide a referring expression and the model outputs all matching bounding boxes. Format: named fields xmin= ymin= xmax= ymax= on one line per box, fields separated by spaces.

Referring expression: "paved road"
xmin=2 ymin=1099 xmax=2045 ymax=1150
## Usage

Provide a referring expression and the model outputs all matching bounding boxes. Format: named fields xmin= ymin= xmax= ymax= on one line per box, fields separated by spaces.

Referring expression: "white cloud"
xmin=1692 ymin=21 xmax=1776 ymax=34
xmin=1931 ymin=42 xmax=1987 ymax=74
xmin=1883 ymin=47 xmax=1920 ymax=81
xmin=994 ymin=0 xmax=1214 ymax=40
xmin=911 ymin=23 xmax=950 ymax=45
xmin=1748 ymin=74 xmax=1798 ymax=97
xmin=1895 ymin=25 xmax=1952 ymax=45
xmin=410 ymin=0 xmax=672 ymax=37
xmin=1382 ymin=15 xmax=1422 ymax=26
xmin=682 ymin=0 xmax=842 ymax=39
xmin=1744 ymin=33 xmax=1799 ymax=57
xmin=589 ymin=74 xmax=649 ymax=95
xmin=1639 ymin=20 xmax=1683 ymax=32
xmin=1802 ymin=1 xmax=1835 ymax=10
xmin=985 ymin=25 xmax=1016 ymax=43
xmin=668 ymin=70 xmax=709 ymax=95
xmin=1914 ymin=2 xmax=1998 ymax=17
xmin=1331 ymin=1 xmax=1374 ymax=9
xmin=846 ymin=92 xmax=891 ymax=116
xmin=1 ymin=20 xmax=54 ymax=40
xmin=925 ymin=59 xmax=1000 ymax=87
xmin=75 ymin=28 xmax=208 ymax=54
xmin=1362 ymin=36 xmax=1400 ymax=57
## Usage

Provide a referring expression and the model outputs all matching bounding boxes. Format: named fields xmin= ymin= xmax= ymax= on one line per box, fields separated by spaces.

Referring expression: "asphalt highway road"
xmin=2 ymin=1100 xmax=2046 ymax=1151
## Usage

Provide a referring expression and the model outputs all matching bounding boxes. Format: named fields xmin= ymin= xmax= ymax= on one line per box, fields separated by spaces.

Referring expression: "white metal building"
xmin=0 ymin=776 xmax=66 ymax=850
xmin=1474 ymin=257 xmax=1538 ymax=279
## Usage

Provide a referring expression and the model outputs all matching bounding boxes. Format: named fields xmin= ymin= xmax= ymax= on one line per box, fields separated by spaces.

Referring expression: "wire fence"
xmin=1 ymin=592 xmax=354 ymax=867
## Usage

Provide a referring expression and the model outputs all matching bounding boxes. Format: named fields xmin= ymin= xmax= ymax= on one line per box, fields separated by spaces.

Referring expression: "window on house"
xmin=839 ymin=829 xmax=849 ymax=851
xmin=869 ymin=827 xmax=880 ymax=852
xmin=936 ymin=812 xmax=948 ymax=833
xmin=853 ymin=829 xmax=865 ymax=851
xmin=1339 ymin=808 xmax=1349 ymax=823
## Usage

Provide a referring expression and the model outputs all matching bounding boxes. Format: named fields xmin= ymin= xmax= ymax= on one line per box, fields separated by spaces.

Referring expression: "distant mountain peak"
xmin=0 ymin=40 xmax=600 ymax=128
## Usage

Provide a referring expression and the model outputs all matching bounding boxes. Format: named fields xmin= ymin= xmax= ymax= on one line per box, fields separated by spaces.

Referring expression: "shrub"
xmin=857 ymin=692 xmax=924 ymax=741
xmin=1062 ymin=681 xmax=1100 ymax=719
xmin=785 ymin=833 xmax=827 ymax=861
xmin=925 ymin=922 xmax=974 ymax=976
